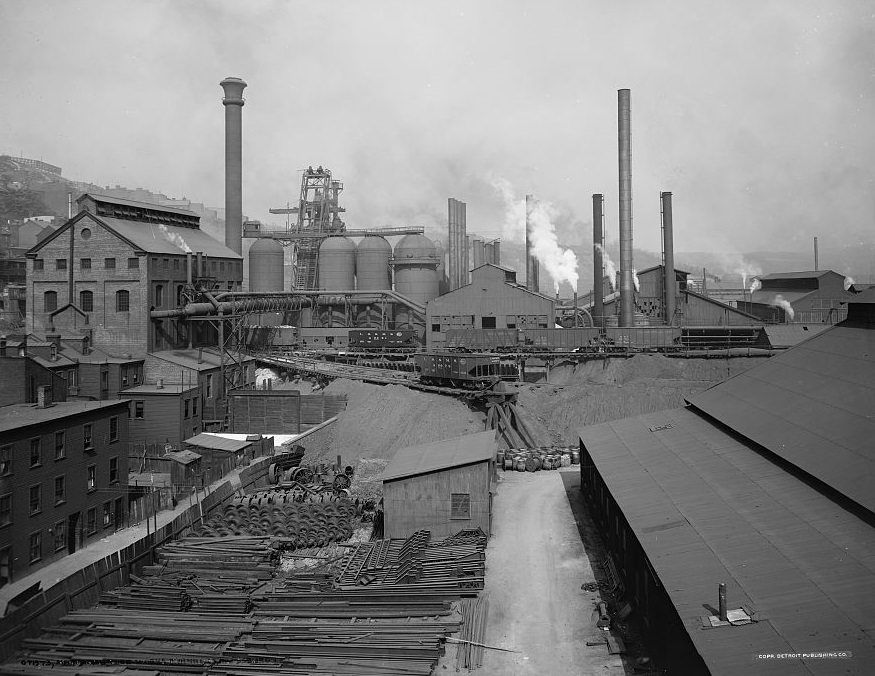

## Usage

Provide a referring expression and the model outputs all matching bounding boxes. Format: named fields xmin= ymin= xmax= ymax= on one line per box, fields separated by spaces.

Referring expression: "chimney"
xmin=36 ymin=385 xmax=53 ymax=409
xmin=592 ymin=193 xmax=605 ymax=328
xmin=525 ymin=195 xmax=539 ymax=292
xmin=814 ymin=236 xmax=819 ymax=271
xmin=472 ymin=238 xmax=483 ymax=270
xmin=660 ymin=192 xmax=676 ymax=326
xmin=492 ymin=240 xmax=501 ymax=266
xmin=618 ymin=88 xmax=634 ymax=328
xmin=464 ymin=234 xmax=470 ymax=285
xmin=47 ymin=333 xmax=62 ymax=349
xmin=220 ymin=77 xmax=247 ymax=256
xmin=187 ymin=252 xmax=193 ymax=285
xmin=447 ymin=198 xmax=456 ymax=291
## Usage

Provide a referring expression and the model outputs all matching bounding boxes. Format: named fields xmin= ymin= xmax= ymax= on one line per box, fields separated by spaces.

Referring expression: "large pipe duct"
xmin=592 ymin=193 xmax=605 ymax=328
xmin=660 ymin=191 xmax=676 ymax=326
xmin=618 ymin=88 xmax=634 ymax=328
xmin=525 ymin=194 xmax=539 ymax=292
xmin=220 ymin=77 xmax=247 ymax=255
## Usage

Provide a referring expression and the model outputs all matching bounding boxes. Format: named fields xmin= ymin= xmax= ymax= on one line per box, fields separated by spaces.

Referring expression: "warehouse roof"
xmin=759 ymin=323 xmax=828 ymax=348
xmin=77 ymin=192 xmax=199 ymax=217
xmin=0 ymin=400 xmax=129 ymax=433
xmin=578 ymin=407 xmax=875 ymax=673
xmin=184 ymin=433 xmax=251 ymax=453
xmin=758 ymin=270 xmax=834 ymax=280
xmin=382 ymin=430 xmax=496 ymax=481
xmin=98 ymin=215 xmax=241 ymax=259
xmin=689 ymin=321 xmax=875 ymax=514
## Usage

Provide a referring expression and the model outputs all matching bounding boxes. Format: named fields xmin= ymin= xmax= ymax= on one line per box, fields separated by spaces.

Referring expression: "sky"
xmin=1 ymin=0 xmax=873 ymax=290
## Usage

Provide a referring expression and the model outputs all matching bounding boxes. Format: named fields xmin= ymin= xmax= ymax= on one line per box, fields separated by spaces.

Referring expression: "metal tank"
xmin=355 ymin=236 xmax=391 ymax=290
xmin=392 ymin=234 xmax=439 ymax=332
xmin=318 ymin=236 xmax=356 ymax=290
xmin=248 ymin=238 xmax=284 ymax=292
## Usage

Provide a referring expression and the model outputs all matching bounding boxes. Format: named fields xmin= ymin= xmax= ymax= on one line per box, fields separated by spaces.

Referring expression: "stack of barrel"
xmin=496 ymin=445 xmax=581 ymax=472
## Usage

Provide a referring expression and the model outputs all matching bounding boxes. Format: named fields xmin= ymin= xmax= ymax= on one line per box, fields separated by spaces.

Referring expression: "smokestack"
xmin=660 ymin=192 xmax=676 ymax=326
xmin=493 ymin=240 xmax=500 ymax=266
xmin=187 ymin=252 xmax=193 ymax=286
xmin=618 ymin=89 xmax=634 ymax=328
xmin=592 ymin=193 xmax=605 ymax=328
xmin=464 ymin=234 xmax=470 ymax=285
xmin=220 ymin=77 xmax=247 ymax=255
xmin=447 ymin=199 xmax=455 ymax=290
xmin=459 ymin=200 xmax=467 ymax=288
xmin=814 ymin=236 xmax=819 ymax=271
xmin=525 ymin=195 xmax=539 ymax=292
xmin=472 ymin=238 xmax=483 ymax=270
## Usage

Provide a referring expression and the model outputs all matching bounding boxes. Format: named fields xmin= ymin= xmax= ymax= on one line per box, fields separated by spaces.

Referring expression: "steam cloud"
xmin=632 ymin=268 xmax=640 ymax=293
xmin=158 ymin=224 xmax=192 ymax=253
xmin=749 ymin=278 xmax=762 ymax=294
xmin=490 ymin=177 xmax=579 ymax=293
xmin=844 ymin=276 xmax=855 ymax=291
xmin=594 ymin=243 xmax=618 ymax=291
xmin=773 ymin=294 xmax=795 ymax=321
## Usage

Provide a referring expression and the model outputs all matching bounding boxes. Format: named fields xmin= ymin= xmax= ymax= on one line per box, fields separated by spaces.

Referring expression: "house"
xmin=576 ymin=290 xmax=875 ymax=673
xmin=382 ymin=431 xmax=497 ymax=539
xmin=182 ymin=433 xmax=272 ymax=478
xmin=427 ymin=264 xmax=555 ymax=350
xmin=125 ymin=382 xmax=202 ymax=449
xmin=0 ymin=399 xmax=129 ymax=587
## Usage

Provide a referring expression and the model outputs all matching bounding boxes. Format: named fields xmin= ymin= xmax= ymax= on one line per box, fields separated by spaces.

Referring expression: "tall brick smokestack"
xmin=220 ymin=77 xmax=247 ymax=255
xmin=617 ymin=88 xmax=634 ymax=328
xmin=592 ymin=193 xmax=605 ymax=328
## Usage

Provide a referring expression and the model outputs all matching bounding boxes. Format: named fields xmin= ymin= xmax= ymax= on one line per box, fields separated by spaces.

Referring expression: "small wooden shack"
xmin=382 ymin=431 xmax=497 ymax=539
xmin=162 ymin=449 xmax=202 ymax=494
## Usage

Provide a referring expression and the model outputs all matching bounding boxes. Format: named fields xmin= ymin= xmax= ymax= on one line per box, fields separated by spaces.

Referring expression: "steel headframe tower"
xmin=618 ymin=88 xmax=634 ymax=328
xmin=220 ymin=77 xmax=247 ymax=256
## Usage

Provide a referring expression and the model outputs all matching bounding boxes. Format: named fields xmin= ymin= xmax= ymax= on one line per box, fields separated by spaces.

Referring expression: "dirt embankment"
xmin=515 ymin=354 xmax=762 ymax=446
xmin=298 ymin=379 xmax=485 ymax=466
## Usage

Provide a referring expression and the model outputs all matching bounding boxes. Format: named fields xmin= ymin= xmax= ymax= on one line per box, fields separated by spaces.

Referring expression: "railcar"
xmin=414 ymin=353 xmax=517 ymax=389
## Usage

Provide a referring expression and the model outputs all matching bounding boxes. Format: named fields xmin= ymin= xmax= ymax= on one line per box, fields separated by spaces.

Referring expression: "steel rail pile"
xmin=5 ymin=609 xmax=254 ymax=675
xmin=454 ymin=594 xmax=490 ymax=670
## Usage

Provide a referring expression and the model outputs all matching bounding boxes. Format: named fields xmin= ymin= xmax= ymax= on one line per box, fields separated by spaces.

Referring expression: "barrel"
xmin=515 ymin=458 xmax=527 ymax=472
xmin=571 ymin=450 xmax=580 ymax=464
xmin=496 ymin=450 xmax=505 ymax=466
xmin=561 ymin=454 xmax=572 ymax=467
xmin=504 ymin=455 xmax=515 ymax=471
xmin=525 ymin=457 xmax=541 ymax=472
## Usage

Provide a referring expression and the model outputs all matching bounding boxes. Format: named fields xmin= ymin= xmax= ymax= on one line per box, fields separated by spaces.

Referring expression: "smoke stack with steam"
xmin=592 ymin=194 xmax=605 ymax=328
xmin=525 ymin=194 xmax=540 ymax=292
xmin=220 ymin=77 xmax=247 ymax=255
xmin=660 ymin=191 xmax=676 ymax=326
xmin=618 ymin=88 xmax=634 ymax=328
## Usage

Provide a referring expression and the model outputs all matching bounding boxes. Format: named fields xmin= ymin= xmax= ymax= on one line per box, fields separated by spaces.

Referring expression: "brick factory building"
xmin=0 ymin=399 xmax=129 ymax=588
xmin=382 ymin=431 xmax=497 ymax=539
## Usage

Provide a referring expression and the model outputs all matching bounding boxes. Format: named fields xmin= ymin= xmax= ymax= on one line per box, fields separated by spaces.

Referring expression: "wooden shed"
xmin=382 ymin=431 xmax=497 ymax=539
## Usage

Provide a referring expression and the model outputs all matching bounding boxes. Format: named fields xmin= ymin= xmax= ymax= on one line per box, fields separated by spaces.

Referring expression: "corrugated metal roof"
xmin=79 ymin=192 xmax=198 ymax=217
xmin=184 ymin=432 xmax=250 ymax=452
xmin=579 ymin=407 xmax=875 ymax=673
xmin=382 ymin=430 xmax=496 ymax=481
xmin=97 ymin=216 xmax=242 ymax=259
xmin=759 ymin=270 xmax=833 ymax=280
xmin=163 ymin=449 xmax=202 ymax=464
xmin=688 ymin=323 xmax=875 ymax=514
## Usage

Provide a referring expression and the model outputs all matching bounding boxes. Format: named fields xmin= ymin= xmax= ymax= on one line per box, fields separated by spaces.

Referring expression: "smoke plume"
xmin=490 ymin=177 xmax=578 ymax=293
xmin=773 ymin=294 xmax=795 ymax=321
xmin=632 ymin=268 xmax=640 ymax=293
xmin=844 ymin=275 xmax=855 ymax=291
xmin=749 ymin=278 xmax=762 ymax=294
xmin=594 ymin=243 xmax=618 ymax=291
xmin=158 ymin=224 xmax=192 ymax=253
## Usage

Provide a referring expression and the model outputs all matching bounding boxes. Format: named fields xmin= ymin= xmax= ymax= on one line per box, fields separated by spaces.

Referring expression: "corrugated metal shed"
xmin=759 ymin=324 xmax=828 ymax=348
xmin=382 ymin=431 xmax=497 ymax=482
xmin=579 ymin=407 xmax=875 ymax=673
xmin=689 ymin=323 xmax=875 ymax=514
xmin=184 ymin=433 xmax=250 ymax=453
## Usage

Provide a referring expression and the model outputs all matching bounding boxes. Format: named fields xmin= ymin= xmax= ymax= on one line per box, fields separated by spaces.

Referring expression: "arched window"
xmin=43 ymin=291 xmax=57 ymax=313
xmin=80 ymin=290 xmax=94 ymax=312
xmin=154 ymin=284 xmax=164 ymax=307
xmin=116 ymin=290 xmax=130 ymax=312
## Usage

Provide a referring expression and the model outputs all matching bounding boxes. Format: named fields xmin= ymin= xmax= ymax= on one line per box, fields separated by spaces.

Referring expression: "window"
xmin=127 ymin=257 xmax=139 ymax=269
xmin=87 ymin=465 xmax=96 ymax=491
xmin=206 ymin=374 xmax=213 ymax=399
xmin=53 ymin=520 xmax=66 ymax=552
xmin=116 ymin=290 xmax=130 ymax=312
xmin=0 ymin=446 xmax=10 ymax=475
xmin=29 ymin=532 xmax=41 ymax=563
xmin=104 ymin=257 xmax=116 ymax=269
xmin=80 ymin=258 xmax=92 ymax=270
xmin=102 ymin=501 xmax=112 ymax=528
xmin=34 ymin=259 xmax=44 ymax=271
xmin=176 ymin=284 xmax=184 ymax=305
xmin=29 ymin=485 xmax=41 ymax=515
xmin=431 ymin=324 xmax=440 ymax=332
xmin=54 ymin=476 xmax=65 ymax=504
xmin=83 ymin=424 xmax=93 ymax=449
xmin=100 ymin=370 xmax=108 ymax=391
xmin=29 ymin=438 xmax=41 ymax=467
xmin=184 ymin=399 xmax=190 ymax=419
xmin=173 ymin=258 xmax=179 ymax=270
xmin=481 ymin=316 xmax=496 ymax=329
xmin=155 ymin=285 xmax=164 ymax=307
xmin=55 ymin=431 xmax=65 ymax=460
xmin=134 ymin=401 xmax=144 ymax=419
xmin=192 ymin=396 xmax=198 ymax=417
xmin=163 ymin=258 xmax=169 ymax=269
xmin=86 ymin=508 xmax=97 ymax=535
xmin=44 ymin=290 xmax=58 ymax=313
xmin=0 ymin=494 xmax=11 ymax=527
xmin=56 ymin=259 xmax=67 ymax=271
xmin=109 ymin=457 xmax=118 ymax=484
xmin=109 ymin=416 xmax=119 ymax=442
xmin=67 ymin=369 xmax=78 ymax=387
xmin=450 ymin=493 xmax=471 ymax=519
xmin=80 ymin=290 xmax=94 ymax=312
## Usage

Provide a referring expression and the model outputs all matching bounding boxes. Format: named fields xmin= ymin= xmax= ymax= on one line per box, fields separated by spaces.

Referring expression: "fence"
xmin=0 ymin=452 xmax=282 ymax=661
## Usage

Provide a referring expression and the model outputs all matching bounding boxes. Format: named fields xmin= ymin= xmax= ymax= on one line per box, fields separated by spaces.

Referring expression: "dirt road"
xmin=471 ymin=468 xmax=625 ymax=675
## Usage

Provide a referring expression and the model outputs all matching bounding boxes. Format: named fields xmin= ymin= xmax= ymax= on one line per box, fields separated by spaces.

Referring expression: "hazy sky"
xmin=2 ymin=1 xmax=873 ymax=276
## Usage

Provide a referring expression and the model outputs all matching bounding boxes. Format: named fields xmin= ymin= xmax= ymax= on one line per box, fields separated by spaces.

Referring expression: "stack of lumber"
xmin=99 ymin=577 xmax=191 ymax=611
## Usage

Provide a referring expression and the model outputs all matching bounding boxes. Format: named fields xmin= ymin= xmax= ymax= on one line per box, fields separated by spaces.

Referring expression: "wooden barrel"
xmin=496 ymin=450 xmax=505 ymax=466
xmin=525 ymin=456 xmax=541 ymax=472
xmin=571 ymin=450 xmax=580 ymax=464
xmin=503 ymin=455 xmax=515 ymax=471
xmin=515 ymin=458 xmax=527 ymax=472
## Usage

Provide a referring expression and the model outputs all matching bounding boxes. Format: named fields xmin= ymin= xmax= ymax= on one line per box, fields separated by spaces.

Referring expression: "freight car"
xmin=348 ymin=329 xmax=418 ymax=350
xmin=414 ymin=353 xmax=517 ymax=389
xmin=444 ymin=326 xmax=682 ymax=353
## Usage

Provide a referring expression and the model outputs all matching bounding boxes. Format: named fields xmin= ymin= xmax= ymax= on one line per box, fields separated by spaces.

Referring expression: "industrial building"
xmin=426 ymin=263 xmax=555 ymax=350
xmin=382 ymin=430 xmax=497 ymax=539
xmin=578 ymin=289 xmax=875 ymax=673
xmin=0 ymin=398 xmax=130 ymax=586
xmin=739 ymin=270 xmax=854 ymax=323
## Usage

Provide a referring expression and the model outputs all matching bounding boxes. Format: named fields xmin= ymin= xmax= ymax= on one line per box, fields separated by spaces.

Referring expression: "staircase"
xmin=294 ymin=238 xmax=320 ymax=290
